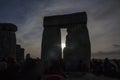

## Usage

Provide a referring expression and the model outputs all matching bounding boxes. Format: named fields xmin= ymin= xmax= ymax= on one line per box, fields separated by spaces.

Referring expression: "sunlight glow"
xmin=61 ymin=43 xmax=66 ymax=49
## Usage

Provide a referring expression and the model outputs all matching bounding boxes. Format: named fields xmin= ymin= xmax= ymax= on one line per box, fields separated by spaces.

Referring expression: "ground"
xmin=65 ymin=72 xmax=119 ymax=80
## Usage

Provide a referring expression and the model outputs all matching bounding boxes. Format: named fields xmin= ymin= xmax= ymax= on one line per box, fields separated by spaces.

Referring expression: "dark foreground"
xmin=0 ymin=58 xmax=120 ymax=80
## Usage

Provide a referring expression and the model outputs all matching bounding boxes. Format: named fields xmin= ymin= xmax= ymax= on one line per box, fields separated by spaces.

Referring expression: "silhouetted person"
xmin=113 ymin=59 xmax=120 ymax=78
xmin=0 ymin=58 xmax=7 ymax=80
xmin=103 ymin=58 xmax=116 ymax=76
xmin=19 ymin=58 xmax=37 ymax=80
xmin=6 ymin=57 xmax=18 ymax=80
xmin=0 ymin=58 xmax=7 ymax=72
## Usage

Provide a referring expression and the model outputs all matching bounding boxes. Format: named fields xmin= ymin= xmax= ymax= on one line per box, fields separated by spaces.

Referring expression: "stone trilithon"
xmin=41 ymin=12 xmax=91 ymax=72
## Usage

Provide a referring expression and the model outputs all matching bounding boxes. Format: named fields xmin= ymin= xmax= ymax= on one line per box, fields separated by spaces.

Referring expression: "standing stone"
xmin=16 ymin=44 xmax=25 ymax=62
xmin=26 ymin=53 xmax=31 ymax=60
xmin=0 ymin=23 xmax=17 ymax=59
xmin=63 ymin=13 xmax=91 ymax=71
xmin=41 ymin=27 xmax=62 ymax=71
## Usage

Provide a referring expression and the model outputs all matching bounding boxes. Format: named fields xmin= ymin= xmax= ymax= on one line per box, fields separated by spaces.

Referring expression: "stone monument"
xmin=41 ymin=24 xmax=62 ymax=71
xmin=16 ymin=44 xmax=25 ymax=62
xmin=41 ymin=12 xmax=91 ymax=72
xmin=0 ymin=23 xmax=17 ymax=59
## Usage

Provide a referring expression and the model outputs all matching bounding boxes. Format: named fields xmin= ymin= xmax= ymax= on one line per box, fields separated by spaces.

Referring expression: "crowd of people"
xmin=0 ymin=57 xmax=120 ymax=80
xmin=0 ymin=57 xmax=40 ymax=80
xmin=90 ymin=58 xmax=120 ymax=78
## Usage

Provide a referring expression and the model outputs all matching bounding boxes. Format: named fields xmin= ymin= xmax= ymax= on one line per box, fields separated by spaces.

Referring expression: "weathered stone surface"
xmin=44 ymin=12 xmax=87 ymax=28
xmin=16 ymin=44 xmax=25 ymax=62
xmin=63 ymin=24 xmax=91 ymax=71
xmin=41 ymin=27 xmax=62 ymax=62
xmin=0 ymin=23 xmax=17 ymax=59
xmin=16 ymin=45 xmax=21 ymax=49
xmin=0 ymin=23 xmax=17 ymax=32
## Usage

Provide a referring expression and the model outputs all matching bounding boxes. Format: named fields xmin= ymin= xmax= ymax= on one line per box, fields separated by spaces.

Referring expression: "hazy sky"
xmin=0 ymin=0 xmax=120 ymax=59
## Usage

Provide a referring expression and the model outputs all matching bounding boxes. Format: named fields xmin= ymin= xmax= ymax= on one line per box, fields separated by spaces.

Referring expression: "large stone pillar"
xmin=0 ymin=23 xmax=17 ymax=59
xmin=41 ymin=27 xmax=62 ymax=71
xmin=63 ymin=13 xmax=91 ymax=72
xmin=16 ymin=44 xmax=25 ymax=62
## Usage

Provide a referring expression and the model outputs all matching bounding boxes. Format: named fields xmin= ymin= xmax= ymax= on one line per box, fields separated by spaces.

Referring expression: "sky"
xmin=0 ymin=0 xmax=120 ymax=59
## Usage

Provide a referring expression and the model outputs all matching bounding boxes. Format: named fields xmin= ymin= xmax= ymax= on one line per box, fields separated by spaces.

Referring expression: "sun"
xmin=61 ymin=43 xmax=66 ymax=49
